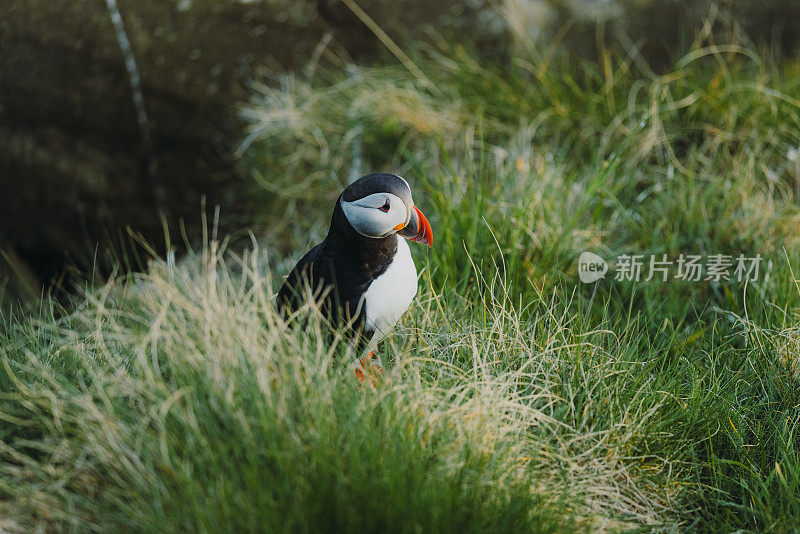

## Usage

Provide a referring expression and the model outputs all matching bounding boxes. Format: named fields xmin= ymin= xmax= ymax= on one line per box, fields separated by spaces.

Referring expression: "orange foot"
xmin=355 ymin=351 xmax=383 ymax=387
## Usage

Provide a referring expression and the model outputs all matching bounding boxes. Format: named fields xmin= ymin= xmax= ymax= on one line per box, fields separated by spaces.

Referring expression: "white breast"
xmin=363 ymin=237 xmax=418 ymax=347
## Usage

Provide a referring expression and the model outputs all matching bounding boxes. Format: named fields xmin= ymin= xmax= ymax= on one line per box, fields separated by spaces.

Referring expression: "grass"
xmin=3 ymin=13 xmax=800 ymax=533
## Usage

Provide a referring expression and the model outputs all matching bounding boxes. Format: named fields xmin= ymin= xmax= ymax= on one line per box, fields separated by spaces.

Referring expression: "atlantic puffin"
xmin=277 ymin=173 xmax=433 ymax=379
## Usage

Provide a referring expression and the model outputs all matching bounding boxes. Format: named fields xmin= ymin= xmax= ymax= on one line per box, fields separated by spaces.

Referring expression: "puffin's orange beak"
xmin=398 ymin=205 xmax=433 ymax=247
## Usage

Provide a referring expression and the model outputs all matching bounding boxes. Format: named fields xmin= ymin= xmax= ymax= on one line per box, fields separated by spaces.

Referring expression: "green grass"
xmin=3 ymin=18 xmax=800 ymax=533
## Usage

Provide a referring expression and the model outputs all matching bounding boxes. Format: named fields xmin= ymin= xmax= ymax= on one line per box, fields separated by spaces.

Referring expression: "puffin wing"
xmin=276 ymin=243 xmax=325 ymax=316
xmin=276 ymin=243 xmax=368 ymax=338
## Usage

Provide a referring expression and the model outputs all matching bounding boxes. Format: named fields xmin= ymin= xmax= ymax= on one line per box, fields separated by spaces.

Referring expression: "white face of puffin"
xmin=340 ymin=192 xmax=411 ymax=239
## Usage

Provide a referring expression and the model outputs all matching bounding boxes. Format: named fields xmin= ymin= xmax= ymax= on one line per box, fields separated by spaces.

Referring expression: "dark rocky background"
xmin=0 ymin=0 xmax=502 ymax=303
xmin=1 ymin=0 xmax=798 ymax=306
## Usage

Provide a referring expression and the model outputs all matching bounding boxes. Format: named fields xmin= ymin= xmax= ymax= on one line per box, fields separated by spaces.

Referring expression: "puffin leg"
xmin=355 ymin=351 xmax=383 ymax=386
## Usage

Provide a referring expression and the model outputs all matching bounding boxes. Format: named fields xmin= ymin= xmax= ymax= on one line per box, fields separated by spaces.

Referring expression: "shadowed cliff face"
xmin=0 ymin=0 xmax=502 ymax=304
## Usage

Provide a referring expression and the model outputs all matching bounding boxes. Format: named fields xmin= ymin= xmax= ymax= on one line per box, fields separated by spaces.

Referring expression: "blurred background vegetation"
xmin=2 ymin=0 xmax=800 ymax=308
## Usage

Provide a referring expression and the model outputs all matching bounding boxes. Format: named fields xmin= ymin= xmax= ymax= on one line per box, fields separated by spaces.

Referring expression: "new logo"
xmin=578 ymin=252 xmax=608 ymax=283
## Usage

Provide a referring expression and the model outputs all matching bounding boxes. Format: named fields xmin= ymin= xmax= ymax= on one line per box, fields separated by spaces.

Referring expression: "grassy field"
xmin=2 ymin=19 xmax=800 ymax=532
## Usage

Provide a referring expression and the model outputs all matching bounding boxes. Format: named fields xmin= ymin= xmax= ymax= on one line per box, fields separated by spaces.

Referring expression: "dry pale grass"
xmin=0 ymin=240 xmax=691 ymax=531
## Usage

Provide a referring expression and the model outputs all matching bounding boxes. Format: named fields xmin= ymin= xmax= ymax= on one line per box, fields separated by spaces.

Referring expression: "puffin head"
xmin=339 ymin=173 xmax=433 ymax=246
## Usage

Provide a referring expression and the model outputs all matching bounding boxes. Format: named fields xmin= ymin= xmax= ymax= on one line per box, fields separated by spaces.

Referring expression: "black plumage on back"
xmin=277 ymin=197 xmax=397 ymax=339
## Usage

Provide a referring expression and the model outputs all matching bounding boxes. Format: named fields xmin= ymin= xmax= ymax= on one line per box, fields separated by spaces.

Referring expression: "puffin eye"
xmin=378 ymin=199 xmax=390 ymax=212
